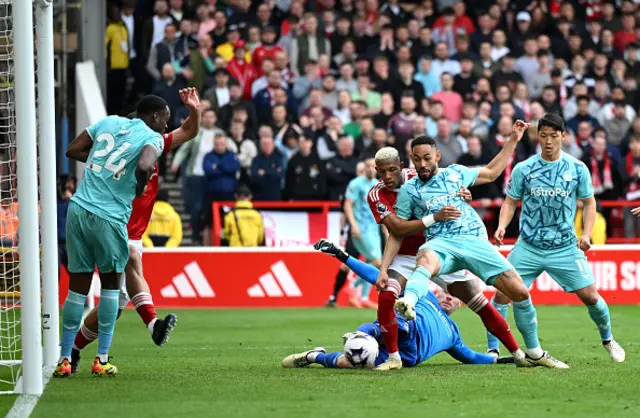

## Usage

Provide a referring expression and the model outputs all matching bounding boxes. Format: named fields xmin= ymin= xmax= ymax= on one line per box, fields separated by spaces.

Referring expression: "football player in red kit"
xmin=70 ymin=88 xmax=202 ymax=372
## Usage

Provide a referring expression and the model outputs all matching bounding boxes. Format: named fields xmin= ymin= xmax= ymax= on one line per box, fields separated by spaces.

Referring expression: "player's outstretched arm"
xmin=66 ymin=130 xmax=93 ymax=163
xmin=447 ymin=340 xmax=496 ymax=365
xmin=135 ymin=145 xmax=159 ymax=197
xmin=169 ymin=88 xmax=202 ymax=150
xmin=494 ymin=196 xmax=519 ymax=246
xmin=475 ymin=120 xmax=529 ymax=186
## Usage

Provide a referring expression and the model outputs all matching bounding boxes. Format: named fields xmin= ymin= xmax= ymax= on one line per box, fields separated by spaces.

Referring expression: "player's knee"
xmin=508 ymin=285 xmax=530 ymax=302
xmin=575 ymin=286 xmax=599 ymax=306
xmin=493 ymin=290 xmax=511 ymax=305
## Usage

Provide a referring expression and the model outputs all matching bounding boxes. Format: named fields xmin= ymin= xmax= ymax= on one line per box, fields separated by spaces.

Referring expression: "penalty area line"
xmin=6 ymin=364 xmax=55 ymax=418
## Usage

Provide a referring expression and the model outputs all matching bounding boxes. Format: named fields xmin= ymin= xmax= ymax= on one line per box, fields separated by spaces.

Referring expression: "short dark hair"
xmin=136 ymin=95 xmax=168 ymax=117
xmin=576 ymin=95 xmax=590 ymax=104
xmin=538 ymin=113 xmax=565 ymax=133
xmin=156 ymin=187 xmax=169 ymax=202
xmin=411 ymin=135 xmax=436 ymax=149
xmin=236 ymin=185 xmax=252 ymax=198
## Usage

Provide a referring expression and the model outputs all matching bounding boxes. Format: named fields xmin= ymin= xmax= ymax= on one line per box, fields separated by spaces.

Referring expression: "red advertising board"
xmin=58 ymin=246 xmax=640 ymax=308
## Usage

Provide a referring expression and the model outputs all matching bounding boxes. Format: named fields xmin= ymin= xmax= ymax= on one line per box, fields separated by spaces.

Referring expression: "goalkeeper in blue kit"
xmin=282 ymin=291 xmax=513 ymax=369
xmin=490 ymin=113 xmax=625 ymax=362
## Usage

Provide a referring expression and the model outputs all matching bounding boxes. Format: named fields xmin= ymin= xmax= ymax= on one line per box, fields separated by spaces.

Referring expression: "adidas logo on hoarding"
xmin=247 ymin=261 xmax=302 ymax=298
xmin=161 ymin=262 xmax=215 ymax=298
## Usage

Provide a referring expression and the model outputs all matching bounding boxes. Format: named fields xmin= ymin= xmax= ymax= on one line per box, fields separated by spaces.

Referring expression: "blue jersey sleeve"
xmin=345 ymin=178 xmax=360 ymax=201
xmin=576 ymin=162 xmax=594 ymax=199
xmin=506 ymin=162 xmax=525 ymax=200
xmin=395 ymin=184 xmax=413 ymax=220
xmin=356 ymin=322 xmax=381 ymax=339
xmin=143 ymin=132 xmax=165 ymax=157
xmin=451 ymin=164 xmax=479 ymax=188
xmin=447 ymin=339 xmax=495 ymax=365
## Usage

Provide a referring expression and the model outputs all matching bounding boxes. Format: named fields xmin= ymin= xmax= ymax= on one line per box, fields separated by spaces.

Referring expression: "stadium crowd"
xmin=105 ymin=0 xmax=640 ymax=245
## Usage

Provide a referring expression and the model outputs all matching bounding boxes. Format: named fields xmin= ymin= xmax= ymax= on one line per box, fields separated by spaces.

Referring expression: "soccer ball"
xmin=344 ymin=332 xmax=379 ymax=369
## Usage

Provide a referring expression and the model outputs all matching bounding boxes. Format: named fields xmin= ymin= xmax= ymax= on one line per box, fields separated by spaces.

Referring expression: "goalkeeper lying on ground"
xmin=282 ymin=290 xmax=514 ymax=369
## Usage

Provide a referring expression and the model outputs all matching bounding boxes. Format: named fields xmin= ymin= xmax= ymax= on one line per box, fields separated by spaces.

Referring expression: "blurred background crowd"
xmin=101 ymin=0 xmax=640 ymax=245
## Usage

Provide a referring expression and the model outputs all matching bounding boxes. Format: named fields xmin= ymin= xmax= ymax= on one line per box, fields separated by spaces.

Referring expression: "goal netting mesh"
xmin=0 ymin=1 xmax=37 ymax=393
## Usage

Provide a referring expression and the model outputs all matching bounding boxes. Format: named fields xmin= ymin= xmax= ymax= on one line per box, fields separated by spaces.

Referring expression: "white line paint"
xmin=7 ymin=364 xmax=55 ymax=418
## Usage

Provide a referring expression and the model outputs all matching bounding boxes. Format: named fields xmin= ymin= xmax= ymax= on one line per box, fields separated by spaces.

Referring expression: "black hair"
xmin=156 ymin=187 xmax=169 ymax=202
xmin=538 ymin=113 xmax=565 ymax=133
xmin=411 ymin=135 xmax=436 ymax=149
xmin=136 ymin=95 xmax=168 ymax=117
xmin=236 ymin=185 xmax=252 ymax=198
xmin=576 ymin=95 xmax=590 ymax=104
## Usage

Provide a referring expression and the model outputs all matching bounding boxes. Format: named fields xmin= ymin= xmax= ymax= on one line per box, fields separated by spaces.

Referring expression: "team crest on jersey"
xmin=376 ymin=202 xmax=389 ymax=215
xmin=562 ymin=172 xmax=573 ymax=182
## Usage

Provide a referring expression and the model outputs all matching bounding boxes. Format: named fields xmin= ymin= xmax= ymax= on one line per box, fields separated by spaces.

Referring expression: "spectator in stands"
xmin=140 ymin=1 xmax=173 ymax=65
xmin=604 ymin=101 xmax=632 ymax=148
xmin=228 ymin=120 xmax=258 ymax=185
xmin=223 ymin=185 xmax=265 ymax=247
xmin=452 ymin=55 xmax=476 ymax=100
xmin=432 ymin=41 xmax=461 ymax=79
xmin=624 ymin=135 xmax=640 ymax=237
xmin=203 ymin=68 xmax=231 ymax=112
xmin=202 ymin=133 xmax=241 ymax=245
xmin=334 ymin=90 xmax=352 ymax=125
xmin=336 ymin=62 xmax=357 ymax=94
xmin=473 ymin=41 xmax=499 ymax=79
xmin=351 ymin=74 xmax=381 ymax=115
xmin=171 ymin=109 xmax=223 ymax=245
xmin=291 ymin=13 xmax=331 ymax=76
xmin=293 ymin=60 xmax=322 ymax=106
xmin=251 ymin=135 xmax=284 ymax=201
xmin=492 ymin=54 xmax=524 ymax=93
xmin=434 ymin=119 xmax=462 ymax=168
xmin=182 ymin=34 xmax=215 ymax=92
xmin=146 ymin=22 xmax=183 ymax=83
xmin=176 ymin=18 xmax=197 ymax=55
xmin=325 ymin=137 xmax=357 ymax=201
xmin=227 ymin=40 xmax=257 ymax=100
xmin=567 ymin=95 xmax=601 ymax=134
xmin=360 ymin=128 xmax=388 ymax=160
xmin=253 ymin=26 xmax=284 ymax=76
xmin=152 ymin=63 xmax=187 ymax=130
xmin=393 ymin=62 xmax=426 ymax=112
xmin=515 ymin=36 xmax=540 ymax=84
xmin=415 ymin=57 xmax=441 ymax=98
xmin=387 ymin=94 xmax=418 ymax=154
xmin=218 ymin=83 xmax=257 ymax=133
xmin=105 ymin=3 xmax=129 ymax=116
xmin=142 ymin=187 xmax=182 ymax=248
xmin=372 ymin=93 xmax=395 ymax=130
xmin=285 ymin=135 xmax=326 ymax=200
xmin=457 ymin=136 xmax=501 ymax=202
xmin=432 ymin=72 xmax=463 ymax=123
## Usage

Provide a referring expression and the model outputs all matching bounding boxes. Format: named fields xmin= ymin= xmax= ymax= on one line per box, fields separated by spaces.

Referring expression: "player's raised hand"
xmin=510 ymin=119 xmax=530 ymax=142
xmin=457 ymin=186 xmax=473 ymax=202
xmin=376 ymin=271 xmax=389 ymax=292
xmin=632 ymin=206 xmax=640 ymax=216
xmin=434 ymin=205 xmax=462 ymax=221
xmin=494 ymin=227 xmax=506 ymax=247
xmin=179 ymin=87 xmax=200 ymax=110
xmin=577 ymin=235 xmax=592 ymax=252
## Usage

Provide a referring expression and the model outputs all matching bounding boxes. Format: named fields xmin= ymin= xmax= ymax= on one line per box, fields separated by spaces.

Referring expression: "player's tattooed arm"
xmin=494 ymin=196 xmax=518 ymax=246
xmin=475 ymin=120 xmax=529 ymax=185
xmin=66 ymin=130 xmax=93 ymax=163
xmin=169 ymin=88 xmax=202 ymax=149
xmin=135 ymin=145 xmax=159 ymax=197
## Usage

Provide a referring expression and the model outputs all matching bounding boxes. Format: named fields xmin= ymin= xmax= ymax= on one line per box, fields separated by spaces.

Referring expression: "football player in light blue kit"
xmin=343 ymin=157 xmax=381 ymax=305
xmin=490 ymin=113 xmax=625 ymax=362
xmin=282 ymin=291 xmax=515 ymax=369
xmin=54 ymin=95 xmax=170 ymax=377
xmin=382 ymin=121 xmax=568 ymax=370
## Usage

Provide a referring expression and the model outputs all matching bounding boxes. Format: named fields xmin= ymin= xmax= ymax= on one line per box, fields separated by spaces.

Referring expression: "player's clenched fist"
xmin=434 ymin=205 xmax=462 ymax=221
xmin=510 ymin=119 xmax=529 ymax=142
xmin=376 ymin=271 xmax=389 ymax=292
xmin=577 ymin=235 xmax=591 ymax=252
xmin=494 ymin=227 xmax=506 ymax=247
xmin=457 ymin=186 xmax=473 ymax=202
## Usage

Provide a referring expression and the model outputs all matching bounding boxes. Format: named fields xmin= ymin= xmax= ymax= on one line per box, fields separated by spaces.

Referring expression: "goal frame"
xmin=6 ymin=0 xmax=58 ymax=396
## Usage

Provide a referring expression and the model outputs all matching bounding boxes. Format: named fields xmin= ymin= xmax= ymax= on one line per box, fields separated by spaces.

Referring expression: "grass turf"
xmin=0 ymin=305 xmax=639 ymax=417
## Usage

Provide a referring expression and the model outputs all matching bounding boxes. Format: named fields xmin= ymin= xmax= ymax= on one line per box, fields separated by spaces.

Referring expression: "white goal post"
xmin=0 ymin=0 xmax=59 ymax=396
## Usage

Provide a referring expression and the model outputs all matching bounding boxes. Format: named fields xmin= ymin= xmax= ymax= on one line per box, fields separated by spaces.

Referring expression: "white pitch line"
xmin=6 ymin=364 xmax=55 ymax=418
xmin=132 ymin=345 xmax=344 ymax=351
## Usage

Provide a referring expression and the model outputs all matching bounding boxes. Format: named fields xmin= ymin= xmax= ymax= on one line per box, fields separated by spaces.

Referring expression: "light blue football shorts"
xmin=419 ymin=236 xmax=514 ymax=285
xmin=66 ymin=201 xmax=129 ymax=274
xmin=507 ymin=239 xmax=595 ymax=292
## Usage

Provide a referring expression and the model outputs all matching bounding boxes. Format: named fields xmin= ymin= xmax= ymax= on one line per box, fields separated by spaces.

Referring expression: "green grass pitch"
xmin=0 ymin=306 xmax=639 ymax=417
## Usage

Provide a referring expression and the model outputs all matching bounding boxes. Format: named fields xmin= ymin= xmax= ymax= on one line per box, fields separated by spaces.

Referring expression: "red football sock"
xmin=467 ymin=293 xmax=519 ymax=353
xmin=378 ymin=279 xmax=402 ymax=355
xmin=131 ymin=292 xmax=157 ymax=327
xmin=73 ymin=323 xmax=98 ymax=351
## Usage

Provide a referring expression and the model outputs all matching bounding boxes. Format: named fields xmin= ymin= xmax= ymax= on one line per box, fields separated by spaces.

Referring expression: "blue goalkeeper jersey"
xmin=72 ymin=116 xmax=165 ymax=225
xmin=394 ymin=165 xmax=487 ymax=241
xmin=358 ymin=292 xmax=494 ymax=367
xmin=507 ymin=152 xmax=594 ymax=250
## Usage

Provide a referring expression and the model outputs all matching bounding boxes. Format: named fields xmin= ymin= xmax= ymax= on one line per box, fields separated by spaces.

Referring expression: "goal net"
xmin=0 ymin=0 xmax=58 ymax=396
xmin=0 ymin=0 xmax=25 ymax=394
